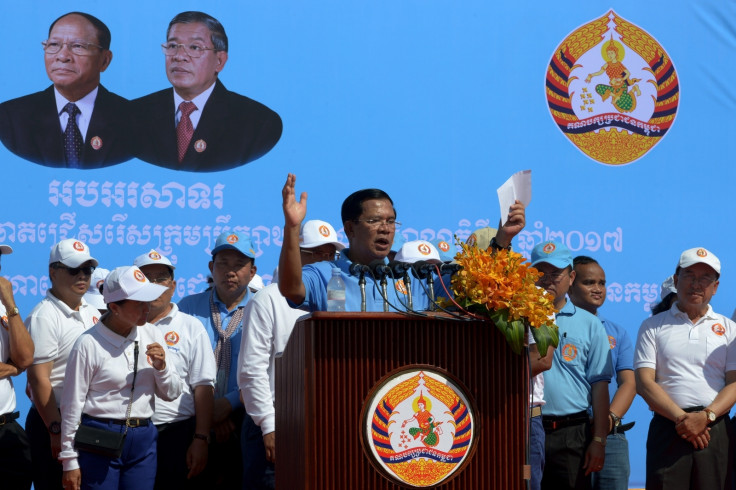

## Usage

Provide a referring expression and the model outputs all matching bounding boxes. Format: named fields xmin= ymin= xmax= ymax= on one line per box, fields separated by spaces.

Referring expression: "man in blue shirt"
xmin=179 ymin=231 xmax=257 ymax=489
xmin=532 ymin=241 xmax=613 ymax=490
xmin=569 ymin=256 xmax=635 ymax=490
xmin=277 ymin=173 xmax=527 ymax=312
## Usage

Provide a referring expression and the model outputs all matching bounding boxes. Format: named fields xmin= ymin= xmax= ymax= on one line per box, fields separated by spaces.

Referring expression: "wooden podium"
xmin=275 ymin=312 xmax=527 ymax=489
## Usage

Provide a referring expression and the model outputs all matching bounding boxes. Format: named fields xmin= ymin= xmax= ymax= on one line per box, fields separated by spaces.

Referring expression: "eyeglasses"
xmin=53 ymin=263 xmax=95 ymax=276
xmin=537 ymin=270 xmax=569 ymax=284
xmin=145 ymin=276 xmax=172 ymax=285
xmin=300 ymin=249 xmax=340 ymax=261
xmin=161 ymin=42 xmax=217 ymax=58
xmin=678 ymin=272 xmax=717 ymax=288
xmin=352 ymin=218 xmax=401 ymax=229
xmin=42 ymin=40 xmax=104 ymax=56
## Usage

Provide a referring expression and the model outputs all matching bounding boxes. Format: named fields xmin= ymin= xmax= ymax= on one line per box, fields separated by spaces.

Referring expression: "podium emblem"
xmin=363 ymin=369 xmax=475 ymax=487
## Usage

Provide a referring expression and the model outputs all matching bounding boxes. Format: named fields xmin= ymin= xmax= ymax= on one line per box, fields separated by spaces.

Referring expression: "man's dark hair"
xmin=651 ymin=292 xmax=677 ymax=316
xmin=341 ymin=189 xmax=395 ymax=224
xmin=49 ymin=12 xmax=111 ymax=50
xmin=167 ymin=11 xmax=228 ymax=52
xmin=572 ymin=255 xmax=599 ymax=268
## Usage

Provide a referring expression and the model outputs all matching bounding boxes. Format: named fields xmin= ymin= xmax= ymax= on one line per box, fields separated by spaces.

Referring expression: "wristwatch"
xmin=609 ymin=411 xmax=621 ymax=428
xmin=48 ymin=421 xmax=61 ymax=435
xmin=592 ymin=436 xmax=607 ymax=446
xmin=193 ymin=433 xmax=211 ymax=443
xmin=6 ymin=306 xmax=19 ymax=318
xmin=490 ymin=237 xmax=511 ymax=251
xmin=704 ymin=408 xmax=717 ymax=424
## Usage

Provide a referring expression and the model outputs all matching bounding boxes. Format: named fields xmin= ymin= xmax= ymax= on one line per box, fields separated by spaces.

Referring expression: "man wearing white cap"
xmin=133 ymin=249 xmax=216 ymax=489
xmin=179 ymin=231 xmax=258 ymax=489
xmin=25 ymin=238 xmax=100 ymax=490
xmin=0 ymin=244 xmax=34 ymax=489
xmin=238 ymin=219 xmax=344 ymax=489
xmin=60 ymin=266 xmax=184 ymax=490
xmin=83 ymin=267 xmax=110 ymax=314
xmin=635 ymin=247 xmax=736 ymax=490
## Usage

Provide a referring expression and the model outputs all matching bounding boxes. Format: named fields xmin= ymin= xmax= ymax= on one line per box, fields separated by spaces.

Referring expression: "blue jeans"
xmin=592 ymin=432 xmax=629 ymax=490
xmin=530 ymin=415 xmax=545 ymax=490
xmin=240 ymin=414 xmax=275 ymax=490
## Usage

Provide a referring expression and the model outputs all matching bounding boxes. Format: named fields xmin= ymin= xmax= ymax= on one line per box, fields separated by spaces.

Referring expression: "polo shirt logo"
xmin=712 ymin=324 xmax=725 ymax=336
xmin=608 ymin=335 xmax=616 ymax=349
xmin=165 ymin=331 xmax=180 ymax=346
xmin=562 ymin=343 xmax=578 ymax=362
xmin=395 ymin=280 xmax=407 ymax=295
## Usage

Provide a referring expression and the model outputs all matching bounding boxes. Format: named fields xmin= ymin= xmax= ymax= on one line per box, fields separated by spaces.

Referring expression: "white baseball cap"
xmin=102 ymin=266 xmax=168 ymax=303
xmin=49 ymin=239 xmax=98 ymax=268
xmin=134 ymin=249 xmax=175 ymax=271
xmin=678 ymin=247 xmax=721 ymax=275
xmin=84 ymin=267 xmax=111 ymax=310
xmin=660 ymin=275 xmax=677 ymax=300
xmin=299 ymin=220 xmax=345 ymax=250
xmin=395 ymin=240 xmax=442 ymax=264
xmin=0 ymin=244 xmax=12 ymax=255
xmin=249 ymin=274 xmax=265 ymax=292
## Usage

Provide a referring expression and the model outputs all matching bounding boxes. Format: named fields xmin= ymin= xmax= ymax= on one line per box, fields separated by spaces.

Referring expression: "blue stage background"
xmin=3 ymin=2 xmax=736 ymax=487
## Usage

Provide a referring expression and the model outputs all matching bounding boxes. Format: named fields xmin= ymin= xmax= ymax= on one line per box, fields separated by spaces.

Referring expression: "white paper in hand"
xmin=496 ymin=170 xmax=531 ymax=225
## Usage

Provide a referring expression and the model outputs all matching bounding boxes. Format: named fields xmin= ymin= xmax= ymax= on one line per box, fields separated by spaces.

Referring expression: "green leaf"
xmin=531 ymin=323 xmax=560 ymax=355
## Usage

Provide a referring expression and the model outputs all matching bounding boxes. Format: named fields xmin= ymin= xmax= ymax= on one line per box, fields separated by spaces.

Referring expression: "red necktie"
xmin=177 ymin=101 xmax=196 ymax=162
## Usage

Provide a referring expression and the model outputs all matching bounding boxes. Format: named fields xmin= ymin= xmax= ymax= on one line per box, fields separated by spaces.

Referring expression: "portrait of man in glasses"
xmin=132 ymin=11 xmax=282 ymax=173
xmin=0 ymin=12 xmax=133 ymax=169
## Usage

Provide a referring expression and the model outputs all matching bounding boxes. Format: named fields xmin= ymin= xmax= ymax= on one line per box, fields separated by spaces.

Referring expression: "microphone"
xmin=438 ymin=262 xmax=462 ymax=274
xmin=411 ymin=260 xmax=438 ymax=279
xmin=369 ymin=260 xmax=392 ymax=280
xmin=388 ymin=260 xmax=412 ymax=276
xmin=349 ymin=263 xmax=371 ymax=276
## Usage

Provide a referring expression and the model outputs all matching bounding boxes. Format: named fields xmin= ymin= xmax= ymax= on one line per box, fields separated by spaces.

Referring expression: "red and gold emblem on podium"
xmin=546 ymin=10 xmax=678 ymax=165
xmin=363 ymin=369 xmax=475 ymax=487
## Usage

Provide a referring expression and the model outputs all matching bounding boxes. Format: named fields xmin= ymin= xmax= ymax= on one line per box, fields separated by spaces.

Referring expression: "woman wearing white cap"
xmin=59 ymin=266 xmax=184 ymax=490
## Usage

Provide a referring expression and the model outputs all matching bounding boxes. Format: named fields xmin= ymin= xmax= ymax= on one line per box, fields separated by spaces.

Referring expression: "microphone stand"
xmin=403 ymin=272 xmax=413 ymax=311
xmin=381 ymin=276 xmax=389 ymax=312
xmin=359 ymin=272 xmax=366 ymax=312
xmin=426 ymin=273 xmax=435 ymax=311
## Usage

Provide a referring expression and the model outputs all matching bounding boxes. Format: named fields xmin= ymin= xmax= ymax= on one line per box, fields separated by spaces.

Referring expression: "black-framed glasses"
xmin=53 ymin=263 xmax=95 ymax=276
xmin=161 ymin=42 xmax=217 ymax=58
xmin=42 ymin=40 xmax=103 ymax=56
xmin=300 ymin=249 xmax=340 ymax=261
xmin=677 ymin=272 xmax=717 ymax=288
xmin=352 ymin=218 xmax=401 ymax=229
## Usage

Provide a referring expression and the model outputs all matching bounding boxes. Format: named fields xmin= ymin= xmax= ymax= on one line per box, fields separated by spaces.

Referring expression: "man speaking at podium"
xmin=277 ymin=173 xmax=526 ymax=313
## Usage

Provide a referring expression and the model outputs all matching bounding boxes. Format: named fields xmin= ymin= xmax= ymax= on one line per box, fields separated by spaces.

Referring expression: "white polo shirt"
xmin=0 ymin=303 xmax=17 ymax=415
xmin=59 ymin=321 xmax=184 ymax=471
xmin=238 ymin=284 xmax=309 ymax=436
xmin=634 ymin=303 xmax=736 ymax=408
xmin=25 ymin=291 xmax=100 ymax=404
xmin=152 ymin=304 xmax=216 ymax=425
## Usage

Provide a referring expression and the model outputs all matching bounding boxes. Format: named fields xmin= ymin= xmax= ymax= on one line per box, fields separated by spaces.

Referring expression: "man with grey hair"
xmin=133 ymin=10 xmax=282 ymax=172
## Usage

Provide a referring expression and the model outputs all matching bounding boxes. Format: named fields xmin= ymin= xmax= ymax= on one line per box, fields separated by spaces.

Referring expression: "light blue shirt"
xmin=599 ymin=315 xmax=634 ymax=403
xmin=542 ymin=300 xmax=613 ymax=416
xmin=178 ymin=288 xmax=252 ymax=409
xmin=294 ymin=249 xmax=444 ymax=312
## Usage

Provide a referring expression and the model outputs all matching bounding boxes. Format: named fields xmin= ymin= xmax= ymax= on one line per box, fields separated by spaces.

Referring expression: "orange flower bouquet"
xmin=444 ymin=241 xmax=559 ymax=355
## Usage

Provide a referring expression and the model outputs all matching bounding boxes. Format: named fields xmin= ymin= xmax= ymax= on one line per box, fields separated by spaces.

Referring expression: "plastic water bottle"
xmin=326 ymin=267 xmax=346 ymax=311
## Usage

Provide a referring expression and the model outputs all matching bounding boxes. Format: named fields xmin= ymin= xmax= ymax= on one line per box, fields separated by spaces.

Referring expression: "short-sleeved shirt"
xmin=599 ymin=315 xmax=634 ymax=402
xmin=542 ymin=300 xmax=613 ymax=416
xmin=178 ymin=288 xmax=252 ymax=409
xmin=0 ymin=303 xmax=17 ymax=414
xmin=295 ymin=249 xmax=436 ymax=312
xmin=25 ymin=291 xmax=100 ymax=403
xmin=152 ymin=304 xmax=216 ymax=425
xmin=634 ymin=303 xmax=736 ymax=408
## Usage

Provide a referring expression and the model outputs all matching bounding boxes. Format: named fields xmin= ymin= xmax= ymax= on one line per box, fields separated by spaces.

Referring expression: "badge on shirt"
xmin=165 ymin=331 xmax=180 ymax=346
xmin=712 ymin=324 xmax=726 ymax=336
xmin=561 ymin=343 xmax=578 ymax=362
xmin=194 ymin=139 xmax=207 ymax=153
xmin=90 ymin=136 xmax=103 ymax=150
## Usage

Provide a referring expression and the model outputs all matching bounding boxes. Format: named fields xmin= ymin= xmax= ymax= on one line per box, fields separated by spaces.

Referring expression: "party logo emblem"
xmin=363 ymin=369 xmax=475 ymax=487
xmin=227 ymin=234 xmax=238 ymax=244
xmin=608 ymin=335 xmax=617 ymax=350
xmin=133 ymin=269 xmax=146 ymax=282
xmin=148 ymin=251 xmax=162 ymax=261
xmin=319 ymin=225 xmax=330 ymax=237
xmin=194 ymin=139 xmax=207 ymax=153
xmin=437 ymin=241 xmax=451 ymax=253
xmin=73 ymin=241 xmax=85 ymax=251
xmin=417 ymin=243 xmax=432 ymax=256
xmin=90 ymin=136 xmax=103 ymax=150
xmin=562 ymin=343 xmax=578 ymax=362
xmin=546 ymin=10 xmax=678 ymax=165
xmin=712 ymin=324 xmax=726 ymax=336
xmin=165 ymin=331 xmax=180 ymax=346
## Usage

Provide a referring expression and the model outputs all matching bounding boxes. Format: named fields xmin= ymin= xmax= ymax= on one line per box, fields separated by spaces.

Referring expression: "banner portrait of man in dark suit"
xmin=132 ymin=11 xmax=282 ymax=173
xmin=0 ymin=12 xmax=133 ymax=169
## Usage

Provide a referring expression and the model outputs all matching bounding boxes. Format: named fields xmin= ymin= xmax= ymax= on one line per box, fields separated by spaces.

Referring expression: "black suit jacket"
xmin=132 ymin=79 xmax=282 ymax=172
xmin=0 ymin=85 xmax=134 ymax=169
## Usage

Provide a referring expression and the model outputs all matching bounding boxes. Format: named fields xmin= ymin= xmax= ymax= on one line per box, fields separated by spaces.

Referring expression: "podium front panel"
xmin=276 ymin=312 xmax=527 ymax=489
